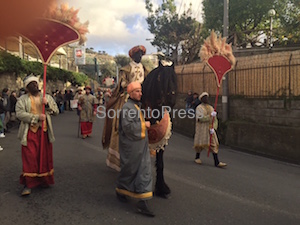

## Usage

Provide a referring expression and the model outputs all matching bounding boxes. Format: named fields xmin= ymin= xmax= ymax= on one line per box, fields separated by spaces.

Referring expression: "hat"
xmin=199 ymin=92 xmax=209 ymax=100
xmin=84 ymin=85 xmax=91 ymax=91
xmin=128 ymin=45 xmax=146 ymax=58
xmin=23 ymin=75 xmax=39 ymax=88
xmin=127 ymin=81 xmax=141 ymax=94
xmin=77 ymin=87 xmax=82 ymax=91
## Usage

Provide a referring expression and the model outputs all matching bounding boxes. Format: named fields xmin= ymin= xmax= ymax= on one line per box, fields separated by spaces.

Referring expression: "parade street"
xmin=0 ymin=111 xmax=299 ymax=225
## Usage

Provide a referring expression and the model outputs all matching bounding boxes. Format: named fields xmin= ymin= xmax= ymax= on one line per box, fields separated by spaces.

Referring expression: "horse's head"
xmin=142 ymin=60 xmax=177 ymax=110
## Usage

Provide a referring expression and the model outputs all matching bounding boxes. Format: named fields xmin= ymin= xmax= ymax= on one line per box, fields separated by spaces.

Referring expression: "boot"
xmin=21 ymin=186 xmax=31 ymax=196
xmin=136 ymin=200 xmax=155 ymax=217
xmin=116 ymin=191 xmax=128 ymax=203
xmin=213 ymin=153 xmax=227 ymax=168
xmin=194 ymin=153 xmax=202 ymax=164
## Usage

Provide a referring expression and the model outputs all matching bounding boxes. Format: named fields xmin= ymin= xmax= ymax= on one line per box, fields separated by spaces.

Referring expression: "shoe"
xmin=216 ymin=162 xmax=227 ymax=168
xmin=194 ymin=158 xmax=202 ymax=164
xmin=21 ymin=186 xmax=31 ymax=196
xmin=0 ymin=146 xmax=3 ymax=151
xmin=116 ymin=191 xmax=128 ymax=203
xmin=0 ymin=133 xmax=5 ymax=138
xmin=154 ymin=192 xmax=170 ymax=199
xmin=136 ymin=200 xmax=155 ymax=217
xmin=82 ymin=135 xmax=87 ymax=139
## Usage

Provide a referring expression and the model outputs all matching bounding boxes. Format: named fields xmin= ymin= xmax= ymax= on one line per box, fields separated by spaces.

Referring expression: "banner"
xmin=74 ymin=46 xmax=86 ymax=65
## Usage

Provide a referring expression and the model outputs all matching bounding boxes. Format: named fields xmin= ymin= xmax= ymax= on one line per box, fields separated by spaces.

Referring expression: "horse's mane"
xmin=142 ymin=61 xmax=177 ymax=110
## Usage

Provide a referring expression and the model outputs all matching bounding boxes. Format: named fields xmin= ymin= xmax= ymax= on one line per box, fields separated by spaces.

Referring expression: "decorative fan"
xmin=18 ymin=3 xmax=88 ymax=172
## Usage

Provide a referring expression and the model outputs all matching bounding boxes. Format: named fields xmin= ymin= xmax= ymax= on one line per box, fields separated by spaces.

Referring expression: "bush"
xmin=0 ymin=51 xmax=23 ymax=74
xmin=21 ymin=60 xmax=43 ymax=77
xmin=0 ymin=50 xmax=89 ymax=86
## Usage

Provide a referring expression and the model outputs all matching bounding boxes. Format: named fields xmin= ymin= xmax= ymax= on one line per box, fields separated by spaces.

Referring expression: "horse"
xmin=141 ymin=60 xmax=177 ymax=198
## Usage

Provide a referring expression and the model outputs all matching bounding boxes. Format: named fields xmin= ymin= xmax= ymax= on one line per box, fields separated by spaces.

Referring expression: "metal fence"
xmin=175 ymin=51 xmax=300 ymax=98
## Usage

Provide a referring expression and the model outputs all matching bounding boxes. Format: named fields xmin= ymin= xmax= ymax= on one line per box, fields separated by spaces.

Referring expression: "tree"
xmin=202 ymin=0 xmax=300 ymax=48
xmin=114 ymin=54 xmax=130 ymax=67
xmin=99 ymin=61 xmax=116 ymax=80
xmin=274 ymin=0 xmax=300 ymax=45
xmin=145 ymin=0 xmax=203 ymax=64
xmin=203 ymin=0 xmax=274 ymax=48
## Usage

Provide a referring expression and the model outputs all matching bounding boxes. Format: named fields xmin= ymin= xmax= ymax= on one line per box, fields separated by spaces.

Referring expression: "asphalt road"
xmin=0 ymin=110 xmax=299 ymax=225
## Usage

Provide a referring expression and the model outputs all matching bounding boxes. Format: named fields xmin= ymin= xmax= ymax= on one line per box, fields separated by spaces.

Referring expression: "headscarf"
xmin=127 ymin=81 xmax=141 ymax=94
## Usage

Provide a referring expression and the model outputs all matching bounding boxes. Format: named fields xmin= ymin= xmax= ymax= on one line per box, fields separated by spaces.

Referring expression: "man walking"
xmin=193 ymin=92 xmax=227 ymax=168
xmin=115 ymin=81 xmax=154 ymax=217
xmin=16 ymin=75 xmax=59 ymax=196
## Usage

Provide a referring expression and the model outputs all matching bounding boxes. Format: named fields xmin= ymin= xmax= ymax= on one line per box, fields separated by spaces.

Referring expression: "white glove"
xmin=210 ymin=128 xmax=215 ymax=134
xmin=211 ymin=111 xmax=217 ymax=117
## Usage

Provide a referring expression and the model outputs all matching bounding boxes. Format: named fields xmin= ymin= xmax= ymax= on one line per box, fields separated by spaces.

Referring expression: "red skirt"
xmin=20 ymin=128 xmax=54 ymax=188
xmin=81 ymin=122 xmax=93 ymax=135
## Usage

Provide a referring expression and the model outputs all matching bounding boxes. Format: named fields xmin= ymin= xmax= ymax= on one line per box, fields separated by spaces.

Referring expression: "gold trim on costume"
xmin=22 ymin=169 xmax=54 ymax=177
xmin=134 ymin=104 xmax=146 ymax=139
xmin=116 ymin=188 xmax=153 ymax=199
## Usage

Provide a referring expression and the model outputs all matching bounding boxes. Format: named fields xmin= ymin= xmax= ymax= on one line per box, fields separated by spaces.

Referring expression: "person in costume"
xmin=115 ymin=81 xmax=154 ymax=217
xmin=78 ymin=86 xmax=97 ymax=139
xmin=193 ymin=92 xmax=227 ymax=168
xmin=74 ymin=88 xmax=83 ymax=116
xmin=16 ymin=75 xmax=59 ymax=196
xmin=102 ymin=45 xmax=148 ymax=171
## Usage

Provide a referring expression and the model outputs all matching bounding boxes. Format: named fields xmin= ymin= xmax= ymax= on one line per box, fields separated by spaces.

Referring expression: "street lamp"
xmin=268 ymin=9 xmax=276 ymax=50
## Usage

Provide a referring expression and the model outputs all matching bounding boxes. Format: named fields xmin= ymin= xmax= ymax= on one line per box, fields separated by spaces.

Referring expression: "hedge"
xmin=0 ymin=51 xmax=89 ymax=86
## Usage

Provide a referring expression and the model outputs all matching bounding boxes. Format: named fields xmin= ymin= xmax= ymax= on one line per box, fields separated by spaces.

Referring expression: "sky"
xmin=64 ymin=0 xmax=203 ymax=56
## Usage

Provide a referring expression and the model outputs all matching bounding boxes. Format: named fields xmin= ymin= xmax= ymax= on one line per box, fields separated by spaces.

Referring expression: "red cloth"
xmin=81 ymin=122 xmax=93 ymax=135
xmin=20 ymin=128 xmax=54 ymax=188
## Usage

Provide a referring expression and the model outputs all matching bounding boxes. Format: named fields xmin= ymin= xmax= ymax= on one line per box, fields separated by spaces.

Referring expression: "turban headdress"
xmin=128 ymin=45 xmax=146 ymax=58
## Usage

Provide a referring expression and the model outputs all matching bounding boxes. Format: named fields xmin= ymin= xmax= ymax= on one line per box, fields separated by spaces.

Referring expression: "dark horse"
xmin=141 ymin=61 xmax=177 ymax=198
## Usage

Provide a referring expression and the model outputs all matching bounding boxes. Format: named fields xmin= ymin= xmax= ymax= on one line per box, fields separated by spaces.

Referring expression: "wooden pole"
xmin=40 ymin=64 xmax=47 ymax=172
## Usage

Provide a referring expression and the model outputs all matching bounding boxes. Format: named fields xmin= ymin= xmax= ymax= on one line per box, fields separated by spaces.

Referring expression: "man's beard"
xmin=27 ymin=85 xmax=39 ymax=96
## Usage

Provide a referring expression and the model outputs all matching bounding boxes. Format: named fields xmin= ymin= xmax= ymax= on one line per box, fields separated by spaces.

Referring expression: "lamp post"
xmin=222 ymin=0 xmax=229 ymax=121
xmin=268 ymin=9 xmax=276 ymax=50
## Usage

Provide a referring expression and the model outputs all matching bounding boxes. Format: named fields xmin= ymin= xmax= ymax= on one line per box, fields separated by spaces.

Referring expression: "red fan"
xmin=206 ymin=55 xmax=233 ymax=156
xmin=207 ymin=55 xmax=232 ymax=88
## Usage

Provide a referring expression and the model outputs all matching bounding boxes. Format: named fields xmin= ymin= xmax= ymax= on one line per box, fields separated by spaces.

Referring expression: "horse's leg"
xmin=155 ymin=149 xmax=171 ymax=198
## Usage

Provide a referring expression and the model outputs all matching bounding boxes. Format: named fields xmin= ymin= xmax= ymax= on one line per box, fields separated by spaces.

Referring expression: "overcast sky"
xmin=65 ymin=0 xmax=203 ymax=56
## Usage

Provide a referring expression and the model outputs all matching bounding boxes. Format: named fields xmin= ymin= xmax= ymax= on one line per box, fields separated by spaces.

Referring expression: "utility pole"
xmin=222 ymin=0 xmax=229 ymax=121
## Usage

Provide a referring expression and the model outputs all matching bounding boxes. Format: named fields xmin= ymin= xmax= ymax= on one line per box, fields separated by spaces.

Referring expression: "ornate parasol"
xmin=199 ymin=31 xmax=236 ymax=156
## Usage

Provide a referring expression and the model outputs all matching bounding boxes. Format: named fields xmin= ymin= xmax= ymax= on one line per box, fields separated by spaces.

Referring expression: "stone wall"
xmin=229 ymin=98 xmax=300 ymax=127
xmin=0 ymin=72 xmax=66 ymax=94
xmin=0 ymin=73 xmax=21 ymax=93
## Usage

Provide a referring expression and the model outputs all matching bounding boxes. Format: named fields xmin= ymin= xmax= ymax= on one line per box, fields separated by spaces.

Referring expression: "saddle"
xmin=148 ymin=111 xmax=172 ymax=151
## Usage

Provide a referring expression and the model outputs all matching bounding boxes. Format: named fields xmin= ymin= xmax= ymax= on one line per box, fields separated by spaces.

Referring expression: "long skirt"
xmin=20 ymin=129 xmax=54 ymax=188
xmin=81 ymin=122 xmax=93 ymax=135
